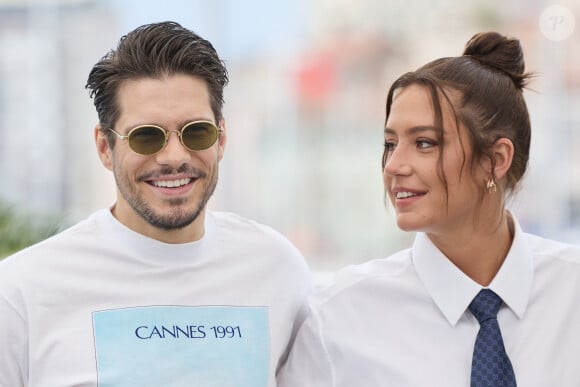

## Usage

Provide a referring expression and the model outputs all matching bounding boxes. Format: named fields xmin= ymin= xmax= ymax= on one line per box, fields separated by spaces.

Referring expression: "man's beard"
xmin=115 ymin=163 xmax=218 ymax=231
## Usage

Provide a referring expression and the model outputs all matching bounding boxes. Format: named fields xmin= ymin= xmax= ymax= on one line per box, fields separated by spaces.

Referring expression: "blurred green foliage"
xmin=0 ymin=200 xmax=61 ymax=259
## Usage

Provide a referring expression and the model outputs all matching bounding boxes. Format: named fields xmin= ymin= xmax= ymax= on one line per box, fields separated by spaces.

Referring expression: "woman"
xmin=278 ymin=32 xmax=580 ymax=386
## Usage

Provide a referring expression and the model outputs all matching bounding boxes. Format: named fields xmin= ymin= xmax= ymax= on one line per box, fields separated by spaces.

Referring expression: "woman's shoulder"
xmin=524 ymin=231 xmax=580 ymax=264
xmin=312 ymin=248 xmax=414 ymax=306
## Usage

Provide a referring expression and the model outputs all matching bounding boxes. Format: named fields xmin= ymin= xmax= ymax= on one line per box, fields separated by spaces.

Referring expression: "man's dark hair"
xmin=86 ymin=21 xmax=229 ymax=144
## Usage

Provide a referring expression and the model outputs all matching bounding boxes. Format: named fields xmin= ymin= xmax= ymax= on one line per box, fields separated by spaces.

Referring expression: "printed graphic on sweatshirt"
xmin=93 ymin=305 xmax=269 ymax=387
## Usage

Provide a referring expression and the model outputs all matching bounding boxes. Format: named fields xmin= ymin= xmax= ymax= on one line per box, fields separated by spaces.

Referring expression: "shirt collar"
xmin=412 ymin=214 xmax=534 ymax=326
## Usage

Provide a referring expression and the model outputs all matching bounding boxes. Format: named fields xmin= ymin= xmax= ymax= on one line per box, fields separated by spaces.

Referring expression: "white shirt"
xmin=0 ymin=209 xmax=313 ymax=387
xmin=278 ymin=216 xmax=580 ymax=386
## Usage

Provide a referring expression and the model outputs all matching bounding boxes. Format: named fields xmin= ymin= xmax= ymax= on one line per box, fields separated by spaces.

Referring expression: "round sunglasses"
xmin=109 ymin=120 xmax=222 ymax=155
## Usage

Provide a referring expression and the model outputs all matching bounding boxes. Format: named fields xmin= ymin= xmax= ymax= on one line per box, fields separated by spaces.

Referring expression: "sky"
xmin=107 ymin=0 xmax=307 ymax=61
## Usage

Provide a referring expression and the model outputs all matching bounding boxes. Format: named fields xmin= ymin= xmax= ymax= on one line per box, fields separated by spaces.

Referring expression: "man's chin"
xmin=141 ymin=208 xmax=203 ymax=231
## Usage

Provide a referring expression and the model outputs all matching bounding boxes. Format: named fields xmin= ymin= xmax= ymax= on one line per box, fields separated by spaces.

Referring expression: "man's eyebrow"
xmin=120 ymin=118 xmax=214 ymax=133
xmin=384 ymin=126 xmax=439 ymax=135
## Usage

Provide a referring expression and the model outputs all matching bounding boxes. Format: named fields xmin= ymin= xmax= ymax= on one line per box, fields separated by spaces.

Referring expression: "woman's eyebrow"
xmin=384 ymin=126 xmax=439 ymax=135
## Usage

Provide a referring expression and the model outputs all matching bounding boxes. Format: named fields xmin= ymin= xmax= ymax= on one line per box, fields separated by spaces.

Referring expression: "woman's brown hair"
xmin=383 ymin=32 xmax=533 ymax=200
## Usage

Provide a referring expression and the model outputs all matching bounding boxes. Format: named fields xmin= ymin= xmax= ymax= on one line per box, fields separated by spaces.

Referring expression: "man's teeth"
xmin=153 ymin=178 xmax=191 ymax=188
xmin=396 ymin=191 xmax=420 ymax=199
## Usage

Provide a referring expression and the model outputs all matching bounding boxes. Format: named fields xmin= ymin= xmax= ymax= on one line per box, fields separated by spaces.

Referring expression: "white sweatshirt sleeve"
xmin=277 ymin=304 xmax=335 ymax=387
xmin=0 ymin=293 xmax=28 ymax=387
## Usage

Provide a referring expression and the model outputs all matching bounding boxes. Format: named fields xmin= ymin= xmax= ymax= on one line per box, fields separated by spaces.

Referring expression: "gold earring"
xmin=486 ymin=179 xmax=497 ymax=193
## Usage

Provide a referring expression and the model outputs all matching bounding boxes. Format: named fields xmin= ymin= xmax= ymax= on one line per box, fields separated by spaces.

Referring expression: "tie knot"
xmin=469 ymin=289 xmax=503 ymax=324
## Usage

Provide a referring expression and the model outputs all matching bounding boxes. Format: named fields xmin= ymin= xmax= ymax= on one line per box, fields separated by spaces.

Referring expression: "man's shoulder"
xmin=209 ymin=210 xmax=274 ymax=229
xmin=208 ymin=211 xmax=294 ymax=244
xmin=207 ymin=210 xmax=309 ymax=269
xmin=0 ymin=211 xmax=100 ymax=269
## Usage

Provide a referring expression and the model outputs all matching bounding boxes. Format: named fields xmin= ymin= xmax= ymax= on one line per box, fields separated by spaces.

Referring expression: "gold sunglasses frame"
xmin=109 ymin=120 xmax=223 ymax=155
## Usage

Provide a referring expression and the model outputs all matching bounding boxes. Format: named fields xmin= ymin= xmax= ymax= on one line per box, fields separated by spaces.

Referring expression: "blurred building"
xmin=0 ymin=0 xmax=117 ymax=222
xmin=0 ymin=0 xmax=578 ymax=270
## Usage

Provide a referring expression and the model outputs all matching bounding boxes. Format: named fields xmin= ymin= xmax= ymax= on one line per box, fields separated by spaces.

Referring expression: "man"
xmin=0 ymin=21 xmax=312 ymax=386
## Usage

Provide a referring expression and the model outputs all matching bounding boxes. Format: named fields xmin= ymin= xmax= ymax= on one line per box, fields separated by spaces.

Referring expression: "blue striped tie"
xmin=469 ymin=289 xmax=516 ymax=387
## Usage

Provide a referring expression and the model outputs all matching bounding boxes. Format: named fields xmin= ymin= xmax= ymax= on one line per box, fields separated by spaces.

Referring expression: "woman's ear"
xmin=489 ymin=137 xmax=514 ymax=180
xmin=95 ymin=125 xmax=113 ymax=171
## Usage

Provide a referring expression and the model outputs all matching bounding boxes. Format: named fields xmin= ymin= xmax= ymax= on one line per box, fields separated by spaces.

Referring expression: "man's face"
xmin=96 ymin=73 xmax=225 ymax=242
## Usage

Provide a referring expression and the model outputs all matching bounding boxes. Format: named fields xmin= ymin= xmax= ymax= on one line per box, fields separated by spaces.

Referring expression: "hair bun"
xmin=463 ymin=32 xmax=529 ymax=88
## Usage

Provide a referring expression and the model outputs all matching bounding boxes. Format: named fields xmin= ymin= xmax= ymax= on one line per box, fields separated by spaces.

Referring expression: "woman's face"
xmin=383 ymin=84 xmax=484 ymax=236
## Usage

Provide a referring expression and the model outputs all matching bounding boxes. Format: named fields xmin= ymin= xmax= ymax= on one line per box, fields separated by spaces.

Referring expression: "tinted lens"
xmin=128 ymin=126 xmax=166 ymax=155
xmin=181 ymin=122 xmax=219 ymax=151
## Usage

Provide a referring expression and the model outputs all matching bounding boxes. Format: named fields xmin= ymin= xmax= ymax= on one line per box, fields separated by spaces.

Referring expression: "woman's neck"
xmin=427 ymin=211 xmax=515 ymax=286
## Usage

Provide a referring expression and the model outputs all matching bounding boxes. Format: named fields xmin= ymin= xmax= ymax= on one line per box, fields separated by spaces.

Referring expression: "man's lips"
xmin=138 ymin=165 xmax=205 ymax=184
xmin=149 ymin=178 xmax=192 ymax=188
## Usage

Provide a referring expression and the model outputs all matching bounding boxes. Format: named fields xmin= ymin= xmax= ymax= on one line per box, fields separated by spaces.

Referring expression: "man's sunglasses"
xmin=109 ymin=120 xmax=222 ymax=155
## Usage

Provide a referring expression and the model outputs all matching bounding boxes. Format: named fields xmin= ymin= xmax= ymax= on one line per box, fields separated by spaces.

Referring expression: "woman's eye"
xmin=417 ymin=139 xmax=437 ymax=149
xmin=384 ymin=140 xmax=397 ymax=152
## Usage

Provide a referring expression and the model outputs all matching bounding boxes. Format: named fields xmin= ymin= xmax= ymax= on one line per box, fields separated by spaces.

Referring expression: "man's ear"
xmin=489 ymin=137 xmax=514 ymax=181
xmin=95 ymin=124 xmax=113 ymax=171
xmin=217 ymin=118 xmax=226 ymax=162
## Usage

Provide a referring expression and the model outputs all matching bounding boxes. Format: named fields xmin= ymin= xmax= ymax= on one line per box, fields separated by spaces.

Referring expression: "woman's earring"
xmin=486 ymin=179 xmax=497 ymax=193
